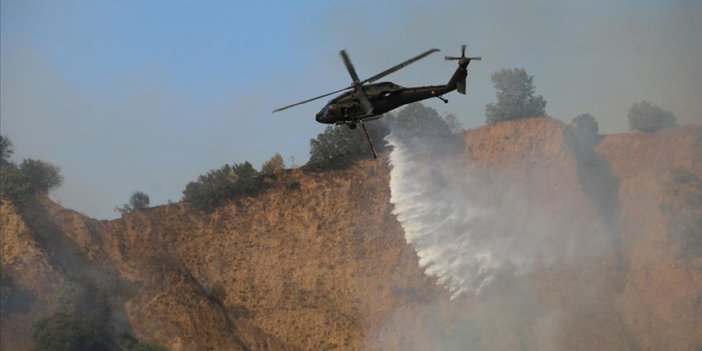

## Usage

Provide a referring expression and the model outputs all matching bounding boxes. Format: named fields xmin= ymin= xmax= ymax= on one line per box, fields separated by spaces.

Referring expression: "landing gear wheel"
xmin=349 ymin=123 xmax=357 ymax=130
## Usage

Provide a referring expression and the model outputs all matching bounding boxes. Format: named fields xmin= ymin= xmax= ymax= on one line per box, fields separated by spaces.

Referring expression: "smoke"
xmin=383 ymin=120 xmax=621 ymax=350
xmin=387 ymin=132 xmax=608 ymax=298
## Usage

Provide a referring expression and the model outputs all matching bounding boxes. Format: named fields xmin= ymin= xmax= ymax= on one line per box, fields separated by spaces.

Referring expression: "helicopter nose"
xmin=316 ymin=107 xmax=330 ymax=123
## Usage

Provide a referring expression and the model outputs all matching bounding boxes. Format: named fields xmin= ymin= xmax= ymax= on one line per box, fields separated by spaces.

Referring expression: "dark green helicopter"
xmin=273 ymin=45 xmax=480 ymax=158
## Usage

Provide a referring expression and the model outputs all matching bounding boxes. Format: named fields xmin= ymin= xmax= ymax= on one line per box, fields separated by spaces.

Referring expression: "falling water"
xmin=386 ymin=132 xmax=500 ymax=298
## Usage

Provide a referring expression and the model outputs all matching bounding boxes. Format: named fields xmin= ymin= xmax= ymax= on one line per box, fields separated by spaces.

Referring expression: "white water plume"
xmin=387 ymin=133 xmax=497 ymax=298
xmin=386 ymin=130 xmax=596 ymax=298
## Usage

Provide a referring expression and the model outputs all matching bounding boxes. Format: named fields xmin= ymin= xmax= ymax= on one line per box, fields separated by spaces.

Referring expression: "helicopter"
xmin=273 ymin=45 xmax=481 ymax=158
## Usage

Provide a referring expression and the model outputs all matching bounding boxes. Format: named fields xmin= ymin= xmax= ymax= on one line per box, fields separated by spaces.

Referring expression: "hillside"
xmin=2 ymin=118 xmax=701 ymax=350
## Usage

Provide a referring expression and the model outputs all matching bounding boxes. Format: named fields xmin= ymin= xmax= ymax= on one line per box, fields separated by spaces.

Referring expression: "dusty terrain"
xmin=1 ymin=118 xmax=701 ymax=350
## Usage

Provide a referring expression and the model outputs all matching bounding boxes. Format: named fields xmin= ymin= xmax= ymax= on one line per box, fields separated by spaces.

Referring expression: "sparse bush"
xmin=117 ymin=332 xmax=139 ymax=350
xmin=261 ymin=153 xmax=286 ymax=176
xmin=666 ymin=168 xmax=702 ymax=260
xmin=115 ymin=191 xmax=150 ymax=215
xmin=0 ymin=267 xmax=11 ymax=311
xmin=59 ymin=279 xmax=111 ymax=339
xmin=0 ymin=268 xmax=35 ymax=315
xmin=628 ymin=100 xmax=678 ymax=133
xmin=443 ymin=113 xmax=465 ymax=134
xmin=183 ymin=161 xmax=262 ymax=211
xmin=485 ymin=68 xmax=547 ymax=124
xmin=671 ymin=167 xmax=699 ymax=185
xmin=32 ymin=312 xmax=93 ymax=351
xmin=306 ymin=122 xmax=388 ymax=170
xmin=572 ymin=113 xmax=599 ymax=135
xmin=19 ymin=158 xmax=63 ymax=194
xmin=678 ymin=224 xmax=702 ymax=259
xmin=208 ymin=283 xmax=227 ymax=301
xmin=572 ymin=113 xmax=600 ymax=144
xmin=135 ymin=342 xmax=169 ymax=351
xmin=33 ymin=278 xmax=113 ymax=350
xmin=687 ymin=194 xmax=702 ymax=209
xmin=117 ymin=332 xmax=169 ymax=351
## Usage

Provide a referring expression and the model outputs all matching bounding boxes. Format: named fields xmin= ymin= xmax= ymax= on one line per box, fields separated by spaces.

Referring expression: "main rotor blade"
xmin=339 ymin=50 xmax=361 ymax=84
xmin=356 ymin=86 xmax=374 ymax=114
xmin=362 ymin=48 xmax=440 ymax=84
xmin=272 ymin=86 xmax=352 ymax=113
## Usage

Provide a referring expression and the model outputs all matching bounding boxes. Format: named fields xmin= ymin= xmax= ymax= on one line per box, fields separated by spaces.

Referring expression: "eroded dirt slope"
xmin=2 ymin=118 xmax=700 ymax=350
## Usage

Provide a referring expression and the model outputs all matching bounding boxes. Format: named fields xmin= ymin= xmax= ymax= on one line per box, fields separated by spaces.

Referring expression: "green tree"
xmin=385 ymin=103 xmax=455 ymax=138
xmin=0 ymin=135 xmax=13 ymax=166
xmin=261 ymin=153 xmax=286 ymax=176
xmin=0 ymin=135 xmax=33 ymax=203
xmin=19 ymin=158 xmax=63 ymax=194
xmin=129 ymin=191 xmax=150 ymax=210
xmin=307 ymin=122 xmax=388 ymax=170
xmin=628 ymin=100 xmax=678 ymax=133
xmin=0 ymin=137 xmax=64 ymax=203
xmin=115 ymin=191 xmax=150 ymax=215
xmin=183 ymin=161 xmax=262 ymax=211
xmin=485 ymin=68 xmax=546 ymax=124
xmin=183 ymin=164 xmax=238 ymax=211
xmin=0 ymin=164 xmax=33 ymax=203
xmin=232 ymin=161 xmax=259 ymax=193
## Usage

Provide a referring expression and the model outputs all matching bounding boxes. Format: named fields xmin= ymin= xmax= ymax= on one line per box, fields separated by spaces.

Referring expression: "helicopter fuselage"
xmin=315 ymin=82 xmax=455 ymax=125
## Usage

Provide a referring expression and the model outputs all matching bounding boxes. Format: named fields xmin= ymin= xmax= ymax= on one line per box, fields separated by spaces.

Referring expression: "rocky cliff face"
xmin=1 ymin=118 xmax=701 ymax=351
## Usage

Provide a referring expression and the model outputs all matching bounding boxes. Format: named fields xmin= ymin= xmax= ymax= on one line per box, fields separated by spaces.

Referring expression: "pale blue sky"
xmin=2 ymin=0 xmax=700 ymax=218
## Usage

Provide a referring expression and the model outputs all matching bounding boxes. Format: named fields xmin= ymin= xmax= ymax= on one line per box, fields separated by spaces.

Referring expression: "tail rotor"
xmin=445 ymin=44 xmax=481 ymax=64
xmin=445 ymin=45 xmax=480 ymax=94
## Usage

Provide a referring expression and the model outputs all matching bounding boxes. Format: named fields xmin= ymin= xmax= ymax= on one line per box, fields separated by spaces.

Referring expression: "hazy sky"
xmin=2 ymin=0 xmax=700 ymax=219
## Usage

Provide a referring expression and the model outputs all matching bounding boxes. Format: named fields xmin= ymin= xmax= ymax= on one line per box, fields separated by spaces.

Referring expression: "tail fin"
xmin=447 ymin=65 xmax=468 ymax=94
xmin=445 ymin=45 xmax=480 ymax=95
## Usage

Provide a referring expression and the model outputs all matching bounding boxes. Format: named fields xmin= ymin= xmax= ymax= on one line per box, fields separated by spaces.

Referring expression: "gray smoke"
xmin=384 ymin=123 xmax=619 ymax=350
xmin=387 ymin=132 xmax=607 ymax=298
